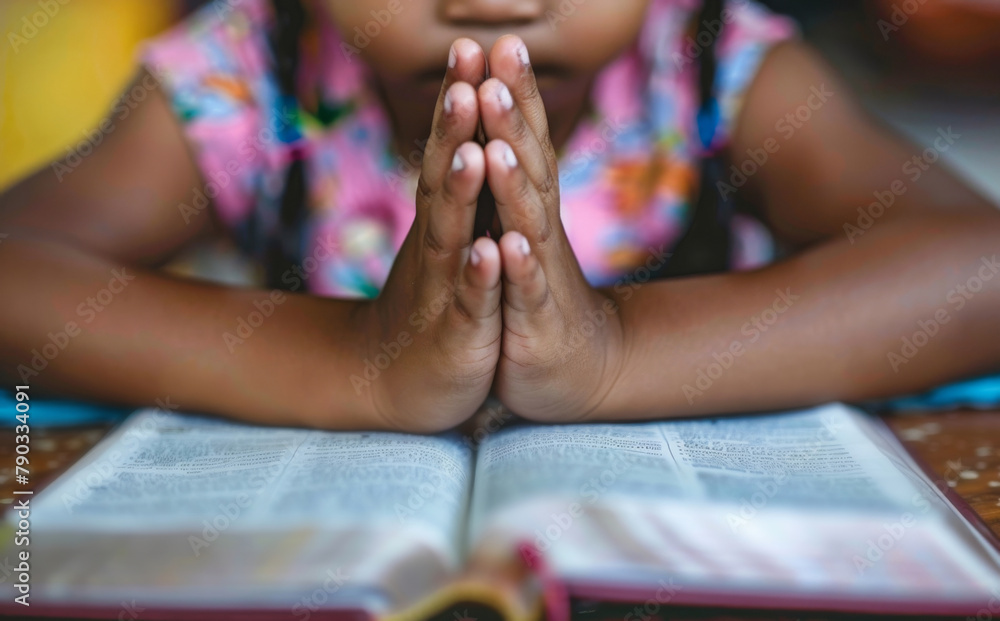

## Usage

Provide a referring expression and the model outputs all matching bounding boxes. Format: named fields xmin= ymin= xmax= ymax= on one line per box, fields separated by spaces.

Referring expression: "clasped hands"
xmin=361 ymin=36 xmax=627 ymax=433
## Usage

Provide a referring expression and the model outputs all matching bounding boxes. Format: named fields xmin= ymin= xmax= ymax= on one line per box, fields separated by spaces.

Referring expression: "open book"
xmin=4 ymin=403 xmax=1000 ymax=619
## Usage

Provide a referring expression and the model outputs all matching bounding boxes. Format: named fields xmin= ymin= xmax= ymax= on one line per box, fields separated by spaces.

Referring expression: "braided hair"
xmin=658 ymin=0 xmax=732 ymax=278
xmin=267 ymin=0 xmax=308 ymax=290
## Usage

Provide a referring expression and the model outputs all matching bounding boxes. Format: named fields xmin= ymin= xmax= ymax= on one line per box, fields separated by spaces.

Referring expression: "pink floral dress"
xmin=143 ymin=0 xmax=796 ymax=298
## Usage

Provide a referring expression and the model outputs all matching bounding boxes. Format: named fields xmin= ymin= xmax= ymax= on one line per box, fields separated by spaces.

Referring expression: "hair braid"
xmin=266 ymin=0 xmax=308 ymax=290
xmin=659 ymin=0 xmax=731 ymax=278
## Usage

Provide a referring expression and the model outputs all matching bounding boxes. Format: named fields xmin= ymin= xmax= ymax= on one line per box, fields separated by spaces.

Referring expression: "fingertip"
xmin=485 ymin=139 xmax=518 ymax=172
xmin=499 ymin=230 xmax=539 ymax=288
xmin=466 ymin=236 xmax=501 ymax=289
xmin=451 ymin=38 xmax=488 ymax=86
xmin=444 ymin=81 xmax=478 ymax=119
xmin=450 ymin=141 xmax=485 ymax=178
xmin=499 ymin=231 xmax=548 ymax=313
xmin=453 ymin=37 xmax=485 ymax=59
xmin=499 ymin=230 xmax=531 ymax=265
xmin=490 ymin=34 xmax=527 ymax=67
xmin=488 ymin=36 xmax=531 ymax=85
xmin=478 ymin=78 xmax=514 ymax=118
xmin=444 ymin=141 xmax=485 ymax=204
xmin=474 ymin=235 xmax=501 ymax=264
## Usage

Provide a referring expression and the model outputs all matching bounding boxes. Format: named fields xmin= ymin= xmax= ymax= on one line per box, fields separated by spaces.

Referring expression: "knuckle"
xmin=522 ymin=73 xmax=542 ymax=105
xmin=534 ymin=280 xmax=555 ymax=314
xmin=422 ymin=225 xmax=450 ymax=260
xmin=415 ymin=175 xmax=435 ymax=208
xmin=538 ymin=170 xmax=558 ymax=198
xmin=512 ymin=177 xmax=535 ymax=207
xmin=433 ymin=119 xmax=449 ymax=144
xmin=508 ymin=115 xmax=532 ymax=147
xmin=450 ymin=292 xmax=477 ymax=323
xmin=512 ymin=194 xmax=545 ymax=233
xmin=534 ymin=217 xmax=554 ymax=246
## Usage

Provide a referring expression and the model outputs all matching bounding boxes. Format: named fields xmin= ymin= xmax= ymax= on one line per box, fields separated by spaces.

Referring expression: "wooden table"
xmin=1 ymin=409 xmax=998 ymax=621
xmin=884 ymin=409 xmax=1000 ymax=534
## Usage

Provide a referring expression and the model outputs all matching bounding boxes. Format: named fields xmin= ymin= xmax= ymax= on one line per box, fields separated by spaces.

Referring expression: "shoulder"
xmin=639 ymin=1 xmax=797 ymax=73
xmin=141 ymin=0 xmax=276 ymax=122
xmin=715 ymin=2 xmax=799 ymax=96
xmin=639 ymin=0 xmax=799 ymax=145
xmin=139 ymin=0 xmax=281 ymax=229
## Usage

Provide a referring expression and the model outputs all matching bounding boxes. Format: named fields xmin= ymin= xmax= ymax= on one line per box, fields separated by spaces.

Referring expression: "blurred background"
xmin=2 ymin=0 xmax=1000 ymax=200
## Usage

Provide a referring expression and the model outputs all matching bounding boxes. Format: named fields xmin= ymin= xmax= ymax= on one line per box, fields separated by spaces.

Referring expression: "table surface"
xmin=1 ymin=409 xmax=998 ymax=621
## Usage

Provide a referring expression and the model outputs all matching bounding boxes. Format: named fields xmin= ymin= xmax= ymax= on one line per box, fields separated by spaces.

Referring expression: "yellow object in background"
xmin=0 ymin=0 xmax=179 ymax=190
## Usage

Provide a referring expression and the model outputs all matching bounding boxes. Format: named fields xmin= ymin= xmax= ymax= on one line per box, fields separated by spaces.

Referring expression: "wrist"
xmin=299 ymin=298 xmax=396 ymax=431
xmin=347 ymin=299 xmax=400 ymax=430
xmin=584 ymin=288 xmax=636 ymax=421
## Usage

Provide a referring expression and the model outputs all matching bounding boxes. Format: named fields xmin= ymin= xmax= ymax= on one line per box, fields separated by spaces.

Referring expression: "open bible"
xmin=3 ymin=403 xmax=1000 ymax=620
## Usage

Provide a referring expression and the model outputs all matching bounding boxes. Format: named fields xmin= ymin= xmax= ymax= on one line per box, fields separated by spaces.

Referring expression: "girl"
xmin=1 ymin=0 xmax=998 ymax=433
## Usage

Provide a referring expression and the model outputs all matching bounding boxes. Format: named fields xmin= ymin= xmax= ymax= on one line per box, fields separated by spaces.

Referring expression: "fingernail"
xmin=448 ymin=45 xmax=457 ymax=69
xmin=518 ymin=234 xmax=530 ymax=256
xmin=497 ymin=83 xmax=513 ymax=111
xmin=470 ymin=246 xmax=481 ymax=266
xmin=444 ymin=90 xmax=453 ymax=114
xmin=452 ymin=151 xmax=464 ymax=172
xmin=502 ymin=144 xmax=517 ymax=169
xmin=516 ymin=43 xmax=530 ymax=67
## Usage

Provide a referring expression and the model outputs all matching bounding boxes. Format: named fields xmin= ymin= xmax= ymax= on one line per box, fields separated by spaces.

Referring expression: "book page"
xmin=16 ymin=409 xmax=474 ymax=612
xmin=467 ymin=404 xmax=1000 ymax=606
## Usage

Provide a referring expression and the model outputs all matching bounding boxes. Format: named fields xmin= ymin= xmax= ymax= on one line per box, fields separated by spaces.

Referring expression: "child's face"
xmin=321 ymin=0 xmax=650 ymax=140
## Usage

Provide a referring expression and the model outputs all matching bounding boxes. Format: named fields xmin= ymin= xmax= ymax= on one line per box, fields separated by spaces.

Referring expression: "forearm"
xmin=600 ymin=212 xmax=1000 ymax=419
xmin=0 ymin=235 xmax=377 ymax=429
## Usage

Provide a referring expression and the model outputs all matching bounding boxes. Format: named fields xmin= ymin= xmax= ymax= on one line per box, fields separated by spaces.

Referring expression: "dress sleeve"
xmin=139 ymin=0 xmax=278 ymax=252
xmin=712 ymin=0 xmax=799 ymax=146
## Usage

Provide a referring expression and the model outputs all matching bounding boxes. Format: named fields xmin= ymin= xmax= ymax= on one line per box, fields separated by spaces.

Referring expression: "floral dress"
xmin=143 ymin=0 xmax=797 ymax=298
